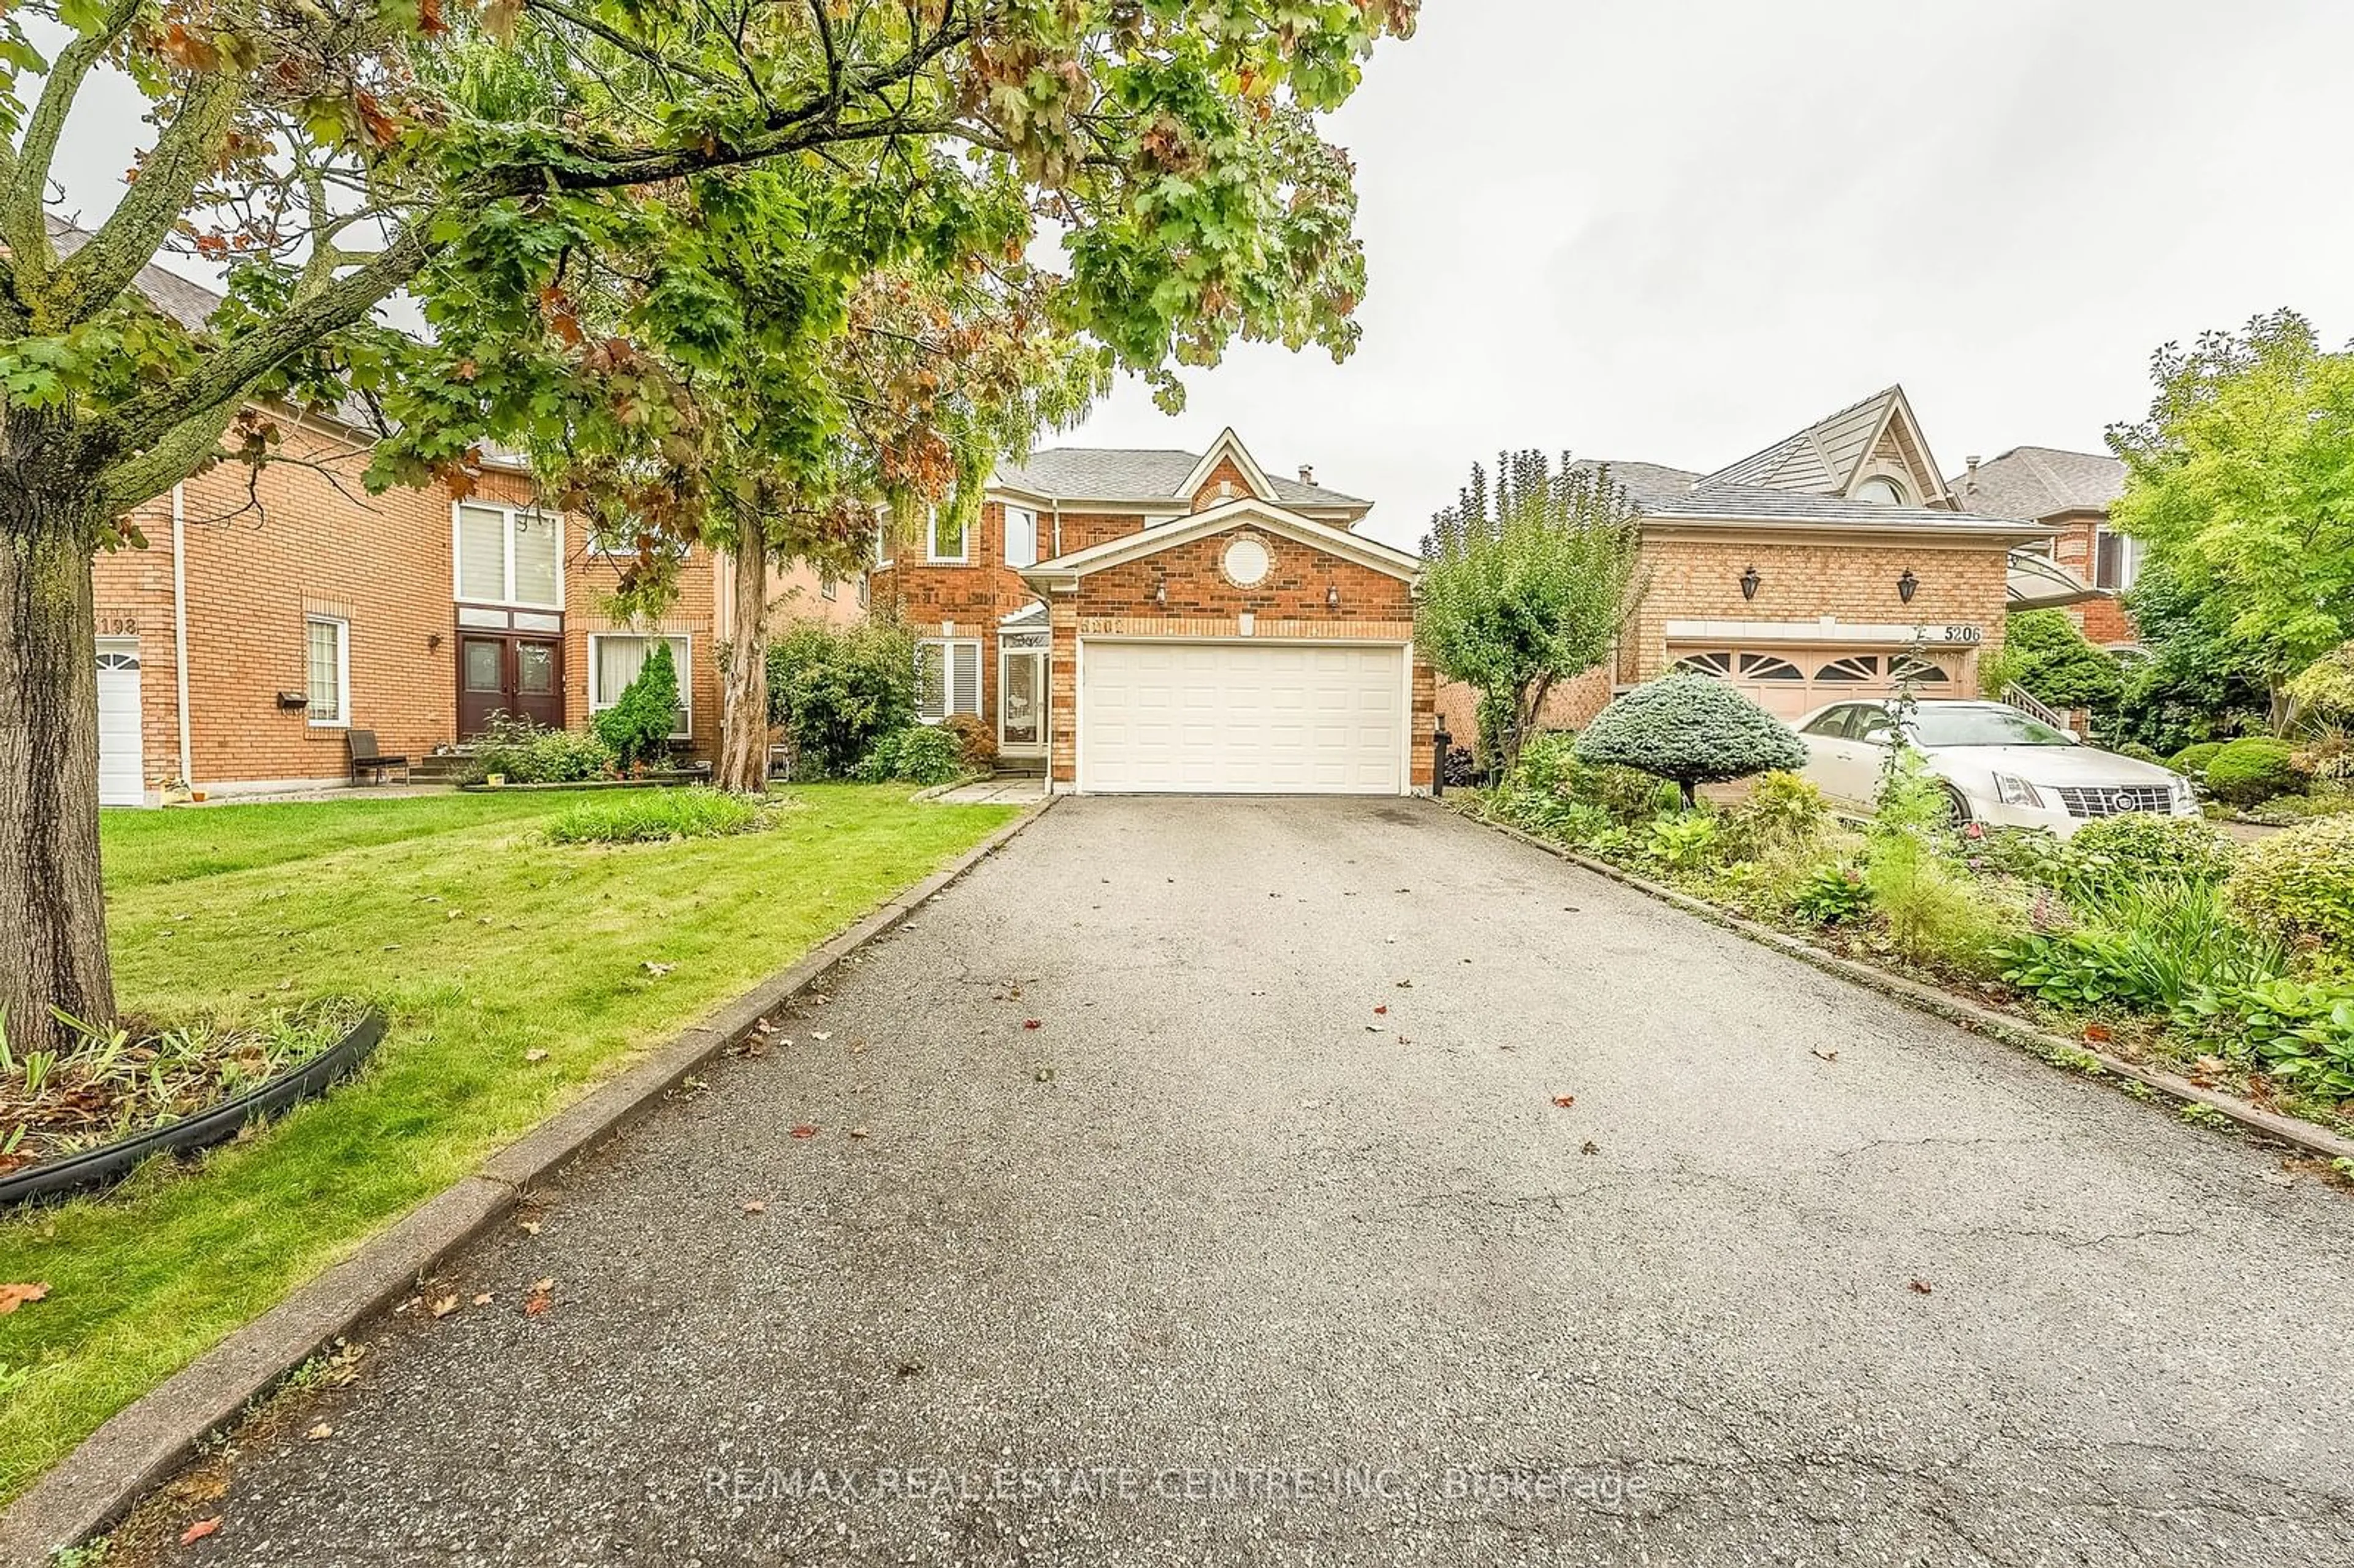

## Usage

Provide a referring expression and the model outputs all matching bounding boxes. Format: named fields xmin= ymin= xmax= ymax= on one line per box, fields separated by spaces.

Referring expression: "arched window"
xmin=1854 ymin=476 xmax=1908 ymax=506
xmin=1814 ymin=656 xmax=1881 ymax=683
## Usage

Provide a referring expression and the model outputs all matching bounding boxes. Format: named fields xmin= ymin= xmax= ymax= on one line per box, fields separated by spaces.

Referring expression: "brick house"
xmin=1440 ymin=387 xmax=2062 ymax=740
xmin=870 ymin=430 xmax=1436 ymax=794
xmin=88 ymin=255 xmax=850 ymax=805
xmin=1950 ymin=446 xmax=2137 ymax=647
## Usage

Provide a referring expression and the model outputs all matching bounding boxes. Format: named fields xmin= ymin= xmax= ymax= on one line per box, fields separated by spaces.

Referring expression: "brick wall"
xmin=1189 ymin=457 xmax=1256 ymax=511
xmin=566 ymin=542 xmax=723 ymax=761
xmin=2046 ymin=514 xmax=2138 ymax=646
xmin=90 ymin=418 xmax=739 ymax=800
xmin=99 ymin=417 xmax=466 ymax=793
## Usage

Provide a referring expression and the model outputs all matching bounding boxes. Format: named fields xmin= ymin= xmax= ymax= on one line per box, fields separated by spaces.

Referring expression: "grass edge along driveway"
xmin=0 ymin=785 xmax=1019 ymax=1504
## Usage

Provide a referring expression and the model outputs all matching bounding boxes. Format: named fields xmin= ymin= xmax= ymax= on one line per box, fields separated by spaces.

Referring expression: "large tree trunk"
xmin=715 ymin=515 xmax=772 ymax=794
xmin=0 ymin=494 xmax=116 ymax=1051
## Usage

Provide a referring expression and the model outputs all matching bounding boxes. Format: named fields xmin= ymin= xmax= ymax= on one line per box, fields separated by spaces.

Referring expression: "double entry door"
xmin=460 ymin=633 xmax=563 ymax=735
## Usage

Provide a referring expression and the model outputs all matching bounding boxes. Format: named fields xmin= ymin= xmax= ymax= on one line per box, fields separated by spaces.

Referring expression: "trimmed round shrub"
xmin=2168 ymin=740 xmax=2225 ymax=779
xmin=2202 ymin=737 xmax=2302 ymax=805
xmin=2105 ymin=740 xmax=2162 ymax=766
xmin=2225 ymin=813 xmax=2354 ymax=954
xmin=1574 ymin=673 xmax=1806 ymax=807
xmin=2062 ymin=813 xmax=2235 ymax=897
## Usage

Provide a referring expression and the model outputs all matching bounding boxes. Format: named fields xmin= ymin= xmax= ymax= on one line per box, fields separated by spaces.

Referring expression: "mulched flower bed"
xmin=1 ymin=1000 xmax=370 ymax=1179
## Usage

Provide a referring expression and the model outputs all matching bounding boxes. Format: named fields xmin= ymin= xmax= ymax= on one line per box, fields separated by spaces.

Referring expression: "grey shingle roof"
xmin=1580 ymin=456 xmax=2041 ymax=530
xmin=1951 ymin=446 xmax=2125 ymax=521
xmin=993 ymin=446 xmax=1371 ymax=511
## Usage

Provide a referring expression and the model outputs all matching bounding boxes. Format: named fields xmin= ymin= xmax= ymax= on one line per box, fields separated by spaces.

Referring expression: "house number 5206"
xmin=1937 ymin=625 xmax=1982 ymax=644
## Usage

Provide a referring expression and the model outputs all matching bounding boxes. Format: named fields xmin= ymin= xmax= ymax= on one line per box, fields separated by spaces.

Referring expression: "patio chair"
xmin=348 ymin=729 xmax=409 ymax=786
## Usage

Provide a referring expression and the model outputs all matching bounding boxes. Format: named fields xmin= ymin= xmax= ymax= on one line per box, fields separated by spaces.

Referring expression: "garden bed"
xmin=1 ymin=1003 xmax=381 ymax=1207
xmin=459 ymin=767 xmax=712 ymax=793
xmin=1469 ymin=729 xmax=2354 ymax=1160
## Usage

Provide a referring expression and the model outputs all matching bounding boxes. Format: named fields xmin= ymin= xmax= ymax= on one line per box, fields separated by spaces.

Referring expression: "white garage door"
xmin=1080 ymin=640 xmax=1406 ymax=794
xmin=97 ymin=637 xmax=145 ymax=806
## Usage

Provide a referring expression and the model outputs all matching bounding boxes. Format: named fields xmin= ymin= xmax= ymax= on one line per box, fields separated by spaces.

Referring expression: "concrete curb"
xmin=0 ymin=797 xmax=1053 ymax=1564
xmin=1460 ymin=805 xmax=2354 ymax=1166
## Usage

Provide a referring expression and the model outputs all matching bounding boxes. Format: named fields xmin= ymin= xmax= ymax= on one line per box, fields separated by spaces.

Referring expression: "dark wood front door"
xmin=459 ymin=634 xmax=564 ymax=736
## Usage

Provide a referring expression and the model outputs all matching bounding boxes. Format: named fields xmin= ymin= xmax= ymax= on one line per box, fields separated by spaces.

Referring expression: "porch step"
xmin=991 ymin=758 xmax=1046 ymax=777
xmin=410 ymin=750 xmax=474 ymax=782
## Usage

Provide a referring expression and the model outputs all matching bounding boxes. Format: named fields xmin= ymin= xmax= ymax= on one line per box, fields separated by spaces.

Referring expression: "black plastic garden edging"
xmin=0 ymin=1009 xmax=386 ymax=1209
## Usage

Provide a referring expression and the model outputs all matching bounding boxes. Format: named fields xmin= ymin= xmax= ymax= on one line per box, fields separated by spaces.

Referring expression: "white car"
xmin=1792 ymin=698 xmax=2197 ymax=838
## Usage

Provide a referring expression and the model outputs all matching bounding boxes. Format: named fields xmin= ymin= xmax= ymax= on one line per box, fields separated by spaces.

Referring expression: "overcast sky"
xmin=42 ymin=1 xmax=2354 ymax=550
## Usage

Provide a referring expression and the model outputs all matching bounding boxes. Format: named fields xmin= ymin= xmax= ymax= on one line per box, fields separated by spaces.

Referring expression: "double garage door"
xmin=1079 ymin=640 xmax=1406 ymax=794
xmin=1670 ymin=647 xmax=1960 ymax=718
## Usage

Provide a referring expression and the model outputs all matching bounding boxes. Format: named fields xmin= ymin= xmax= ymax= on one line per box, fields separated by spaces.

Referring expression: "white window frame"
xmin=1004 ymin=504 xmax=1039 ymax=569
xmin=2095 ymin=525 xmax=2144 ymax=593
xmin=925 ymin=504 xmax=970 ymax=566
xmin=820 ymin=573 xmax=839 ymax=601
xmin=304 ymin=615 xmax=349 ymax=729
xmin=452 ymin=501 xmax=565 ymax=610
xmin=915 ymin=637 xmax=982 ymax=723
xmin=587 ymin=632 xmax=692 ymax=740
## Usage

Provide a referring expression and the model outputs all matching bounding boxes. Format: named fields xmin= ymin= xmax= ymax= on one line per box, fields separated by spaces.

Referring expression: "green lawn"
xmin=0 ymin=786 xmax=1018 ymax=1502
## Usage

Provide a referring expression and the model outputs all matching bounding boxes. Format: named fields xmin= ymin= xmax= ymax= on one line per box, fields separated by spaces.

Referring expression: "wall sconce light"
xmin=1739 ymin=565 xmax=1761 ymax=601
xmin=1326 ymin=583 xmax=1340 ymax=611
xmin=1154 ymin=574 xmax=1167 ymax=607
xmin=427 ymin=632 xmax=443 ymax=650
xmin=1897 ymin=568 xmax=1919 ymax=604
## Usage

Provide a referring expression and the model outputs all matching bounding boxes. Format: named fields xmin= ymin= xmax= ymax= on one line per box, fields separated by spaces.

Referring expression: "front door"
xmin=999 ymin=645 xmax=1048 ymax=758
xmin=460 ymin=634 xmax=564 ymax=736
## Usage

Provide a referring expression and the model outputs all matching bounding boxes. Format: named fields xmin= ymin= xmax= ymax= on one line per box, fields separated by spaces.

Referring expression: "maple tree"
xmin=0 ymin=0 xmax=1419 ymax=1046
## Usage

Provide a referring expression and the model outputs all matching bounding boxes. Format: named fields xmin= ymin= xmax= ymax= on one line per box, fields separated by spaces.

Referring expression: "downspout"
xmin=171 ymin=482 xmax=194 ymax=788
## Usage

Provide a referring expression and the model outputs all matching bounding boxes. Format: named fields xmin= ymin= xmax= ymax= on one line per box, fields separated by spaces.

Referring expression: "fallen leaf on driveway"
xmin=1551 ymin=1095 xmax=1577 ymax=1109
xmin=812 ymin=1030 xmax=832 ymax=1042
xmin=181 ymin=1517 xmax=221 ymax=1544
xmin=517 ymin=1219 xmax=542 ymax=1236
xmin=1023 ymin=1019 xmax=1043 ymax=1030
xmin=1374 ymin=1005 xmax=1388 ymax=1016
xmin=1580 ymin=1140 xmax=1600 ymax=1155
xmin=1908 ymin=1279 xmax=1933 ymax=1295
xmin=2082 ymin=1022 xmax=2111 ymax=1043
xmin=429 ymin=1293 xmax=460 ymax=1319
xmin=471 ymin=1292 xmax=493 ymax=1306
xmin=1810 ymin=1048 xmax=1839 ymax=1063
xmin=742 ymin=1200 xmax=767 ymax=1215
xmin=848 ymin=1127 xmax=870 ymax=1139
xmin=524 ymin=1277 xmax=555 ymax=1316
xmin=1395 ymin=979 xmax=1413 ymax=988
xmin=789 ymin=1125 xmax=820 ymax=1138
xmin=307 ymin=1423 xmax=334 ymax=1441
xmin=0 ymin=1282 xmax=49 ymax=1314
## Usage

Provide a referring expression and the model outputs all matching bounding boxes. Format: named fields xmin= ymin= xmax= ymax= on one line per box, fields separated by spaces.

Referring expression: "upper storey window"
xmin=1853 ymin=477 xmax=1908 ymax=506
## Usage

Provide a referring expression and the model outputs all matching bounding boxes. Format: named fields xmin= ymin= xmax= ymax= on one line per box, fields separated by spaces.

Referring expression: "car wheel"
xmin=1941 ymin=785 xmax=1975 ymax=830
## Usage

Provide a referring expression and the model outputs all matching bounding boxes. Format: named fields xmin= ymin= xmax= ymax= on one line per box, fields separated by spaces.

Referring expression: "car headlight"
xmin=1992 ymin=772 xmax=2044 ymax=808
xmin=2170 ymin=775 xmax=2197 ymax=809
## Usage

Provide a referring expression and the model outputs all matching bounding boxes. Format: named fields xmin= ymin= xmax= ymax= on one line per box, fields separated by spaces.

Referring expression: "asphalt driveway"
xmin=132 ymin=798 xmax=2354 ymax=1566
